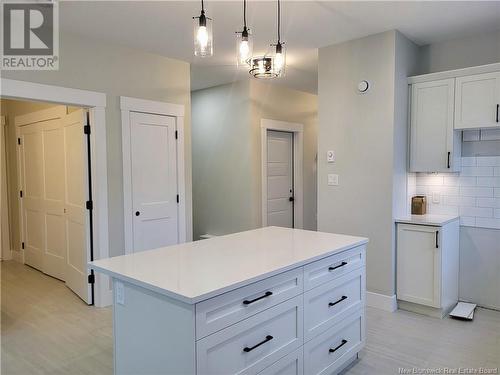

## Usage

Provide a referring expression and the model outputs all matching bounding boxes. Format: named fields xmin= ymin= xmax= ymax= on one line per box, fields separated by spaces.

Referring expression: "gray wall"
xmin=318 ymin=31 xmax=418 ymax=297
xmin=419 ymin=30 xmax=500 ymax=74
xmin=191 ymin=80 xmax=318 ymax=240
xmin=1 ymin=32 xmax=192 ymax=257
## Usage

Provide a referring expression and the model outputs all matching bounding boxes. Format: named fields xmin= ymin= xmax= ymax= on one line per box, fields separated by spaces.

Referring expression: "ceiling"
xmin=59 ymin=1 xmax=500 ymax=94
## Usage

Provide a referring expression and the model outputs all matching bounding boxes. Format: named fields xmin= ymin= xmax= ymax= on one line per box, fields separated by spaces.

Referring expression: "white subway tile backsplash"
xmin=477 ymin=198 xmax=500 ymax=209
xmin=480 ymin=129 xmax=500 ymax=141
xmin=459 ymin=206 xmax=493 ymax=218
xmin=411 ymin=156 xmax=500 ymax=230
xmin=475 ymin=218 xmax=500 ymax=230
xmin=476 ymin=156 xmax=500 ymax=167
xmin=461 ymin=157 xmax=476 ymax=167
xmin=476 ymin=177 xmax=500 ymax=188
xmin=458 ymin=176 xmax=476 ymax=187
xmin=461 ymin=166 xmax=494 ymax=177
xmin=460 ymin=186 xmax=494 ymax=197
xmin=460 ymin=216 xmax=476 ymax=226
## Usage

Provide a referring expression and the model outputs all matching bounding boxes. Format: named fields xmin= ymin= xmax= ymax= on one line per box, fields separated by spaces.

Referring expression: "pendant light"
xmin=272 ymin=0 xmax=285 ymax=76
xmin=236 ymin=0 xmax=253 ymax=67
xmin=248 ymin=0 xmax=285 ymax=78
xmin=193 ymin=0 xmax=213 ymax=57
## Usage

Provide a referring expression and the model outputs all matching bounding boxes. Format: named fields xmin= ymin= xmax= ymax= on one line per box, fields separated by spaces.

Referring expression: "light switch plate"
xmin=328 ymin=174 xmax=339 ymax=186
xmin=327 ymin=151 xmax=335 ymax=163
xmin=115 ymin=281 xmax=125 ymax=305
xmin=432 ymin=191 xmax=440 ymax=204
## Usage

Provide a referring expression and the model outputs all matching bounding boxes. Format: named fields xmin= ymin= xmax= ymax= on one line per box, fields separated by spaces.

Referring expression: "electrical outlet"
xmin=328 ymin=174 xmax=339 ymax=186
xmin=115 ymin=281 xmax=125 ymax=305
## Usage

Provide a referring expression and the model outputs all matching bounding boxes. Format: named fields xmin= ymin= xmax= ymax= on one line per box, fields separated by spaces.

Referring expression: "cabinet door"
xmin=397 ymin=224 xmax=441 ymax=308
xmin=455 ymin=72 xmax=500 ymax=130
xmin=410 ymin=79 xmax=459 ymax=172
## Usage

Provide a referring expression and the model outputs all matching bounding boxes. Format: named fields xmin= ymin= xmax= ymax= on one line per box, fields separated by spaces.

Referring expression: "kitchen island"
xmin=90 ymin=226 xmax=368 ymax=375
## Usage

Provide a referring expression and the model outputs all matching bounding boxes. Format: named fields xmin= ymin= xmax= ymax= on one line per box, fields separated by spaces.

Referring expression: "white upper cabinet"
xmin=410 ymin=79 xmax=461 ymax=172
xmin=455 ymin=72 xmax=500 ymax=130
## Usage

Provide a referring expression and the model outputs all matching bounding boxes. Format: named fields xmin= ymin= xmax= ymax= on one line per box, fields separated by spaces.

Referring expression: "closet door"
xmin=455 ymin=72 xmax=500 ymax=130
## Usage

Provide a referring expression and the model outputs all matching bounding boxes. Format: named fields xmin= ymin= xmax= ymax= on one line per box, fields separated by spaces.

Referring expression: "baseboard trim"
xmin=366 ymin=292 xmax=397 ymax=312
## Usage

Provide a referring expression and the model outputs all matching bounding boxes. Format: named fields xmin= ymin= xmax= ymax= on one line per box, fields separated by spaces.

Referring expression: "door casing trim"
xmin=261 ymin=119 xmax=304 ymax=229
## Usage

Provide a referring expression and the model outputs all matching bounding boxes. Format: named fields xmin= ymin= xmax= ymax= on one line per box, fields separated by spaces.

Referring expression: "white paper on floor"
xmin=449 ymin=302 xmax=477 ymax=320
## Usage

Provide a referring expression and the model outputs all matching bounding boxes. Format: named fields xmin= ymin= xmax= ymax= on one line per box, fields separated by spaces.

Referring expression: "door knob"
xmin=135 ymin=211 xmax=140 ymax=216
xmin=289 ymin=197 xmax=294 ymax=202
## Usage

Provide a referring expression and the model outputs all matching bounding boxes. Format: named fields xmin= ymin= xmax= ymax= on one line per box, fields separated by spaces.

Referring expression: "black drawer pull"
xmin=447 ymin=152 xmax=451 ymax=169
xmin=243 ymin=291 xmax=273 ymax=305
xmin=243 ymin=335 xmax=273 ymax=352
xmin=329 ymin=339 xmax=348 ymax=353
xmin=329 ymin=261 xmax=347 ymax=272
xmin=435 ymin=231 xmax=439 ymax=249
xmin=328 ymin=295 xmax=348 ymax=307
xmin=496 ymin=104 xmax=499 ymax=123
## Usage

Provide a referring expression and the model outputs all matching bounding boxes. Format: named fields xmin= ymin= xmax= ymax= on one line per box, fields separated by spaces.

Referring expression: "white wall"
xmin=1 ymin=32 xmax=192 ymax=257
xmin=191 ymin=80 xmax=318 ymax=240
xmin=318 ymin=30 xmax=419 ymax=297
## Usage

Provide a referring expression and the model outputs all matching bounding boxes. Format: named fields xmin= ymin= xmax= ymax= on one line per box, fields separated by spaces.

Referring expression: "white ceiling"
xmin=60 ymin=1 xmax=500 ymax=94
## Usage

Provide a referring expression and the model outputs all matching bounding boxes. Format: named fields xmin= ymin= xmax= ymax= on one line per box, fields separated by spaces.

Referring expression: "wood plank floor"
xmin=1 ymin=260 xmax=499 ymax=374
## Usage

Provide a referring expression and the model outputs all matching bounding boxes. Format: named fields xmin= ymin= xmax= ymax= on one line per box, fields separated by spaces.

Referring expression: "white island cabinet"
xmin=90 ymin=227 xmax=368 ymax=375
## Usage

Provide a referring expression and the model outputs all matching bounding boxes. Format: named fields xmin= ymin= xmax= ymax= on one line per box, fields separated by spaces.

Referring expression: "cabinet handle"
xmin=447 ymin=152 xmax=451 ymax=169
xmin=496 ymin=104 xmax=499 ymax=123
xmin=329 ymin=339 xmax=348 ymax=353
xmin=243 ymin=335 xmax=273 ymax=352
xmin=329 ymin=261 xmax=347 ymax=272
xmin=435 ymin=231 xmax=439 ymax=249
xmin=243 ymin=291 xmax=273 ymax=305
xmin=329 ymin=295 xmax=348 ymax=307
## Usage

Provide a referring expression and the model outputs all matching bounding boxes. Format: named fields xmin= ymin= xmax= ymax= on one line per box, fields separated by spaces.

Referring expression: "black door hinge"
xmin=176 ymin=194 xmax=180 ymax=203
xmin=88 ymin=273 xmax=95 ymax=284
xmin=19 ymin=190 xmax=23 ymax=198
xmin=84 ymin=124 xmax=91 ymax=135
xmin=86 ymin=200 xmax=93 ymax=210
xmin=17 ymin=138 xmax=21 ymax=145
xmin=175 ymin=130 xmax=178 ymax=140
xmin=21 ymin=242 xmax=25 ymax=249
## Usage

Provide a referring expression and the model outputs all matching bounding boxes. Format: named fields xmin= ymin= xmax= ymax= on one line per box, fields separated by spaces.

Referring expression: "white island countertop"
xmin=90 ymin=227 xmax=368 ymax=304
xmin=396 ymin=214 xmax=459 ymax=226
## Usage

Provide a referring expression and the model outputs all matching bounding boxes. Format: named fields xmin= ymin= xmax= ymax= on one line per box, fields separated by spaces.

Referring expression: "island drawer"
xmin=196 ymin=295 xmax=303 ymax=375
xmin=196 ymin=268 xmax=303 ymax=339
xmin=304 ymin=268 xmax=365 ymax=341
xmin=304 ymin=245 xmax=365 ymax=290
xmin=257 ymin=347 xmax=303 ymax=375
xmin=303 ymin=312 xmax=364 ymax=375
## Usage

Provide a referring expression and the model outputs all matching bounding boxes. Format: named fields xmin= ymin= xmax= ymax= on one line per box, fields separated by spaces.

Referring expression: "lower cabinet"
xmin=195 ymin=245 xmax=366 ymax=375
xmin=396 ymin=221 xmax=459 ymax=318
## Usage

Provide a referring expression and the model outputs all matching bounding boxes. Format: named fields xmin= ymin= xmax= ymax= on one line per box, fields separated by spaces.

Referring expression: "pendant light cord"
xmin=277 ymin=0 xmax=281 ymax=43
xmin=201 ymin=0 xmax=205 ymax=13
xmin=243 ymin=0 xmax=247 ymax=28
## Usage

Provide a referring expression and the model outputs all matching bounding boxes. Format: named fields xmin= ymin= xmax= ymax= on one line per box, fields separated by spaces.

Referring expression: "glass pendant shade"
xmin=273 ymin=43 xmax=286 ymax=77
xmin=249 ymin=56 xmax=278 ymax=79
xmin=236 ymin=28 xmax=253 ymax=67
xmin=193 ymin=13 xmax=213 ymax=57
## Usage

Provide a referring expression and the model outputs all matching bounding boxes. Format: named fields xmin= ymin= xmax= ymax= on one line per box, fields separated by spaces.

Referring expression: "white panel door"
xmin=130 ymin=112 xmax=178 ymax=252
xmin=410 ymin=79 xmax=458 ymax=172
xmin=267 ymin=131 xmax=293 ymax=228
xmin=20 ymin=124 xmax=45 ymax=271
xmin=63 ymin=109 xmax=92 ymax=304
xmin=455 ymin=72 xmax=500 ymax=130
xmin=397 ymin=224 xmax=441 ymax=308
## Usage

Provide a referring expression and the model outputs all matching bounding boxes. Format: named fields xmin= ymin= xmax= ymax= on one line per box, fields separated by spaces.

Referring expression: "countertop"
xmin=90 ymin=227 xmax=368 ymax=304
xmin=396 ymin=214 xmax=459 ymax=226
